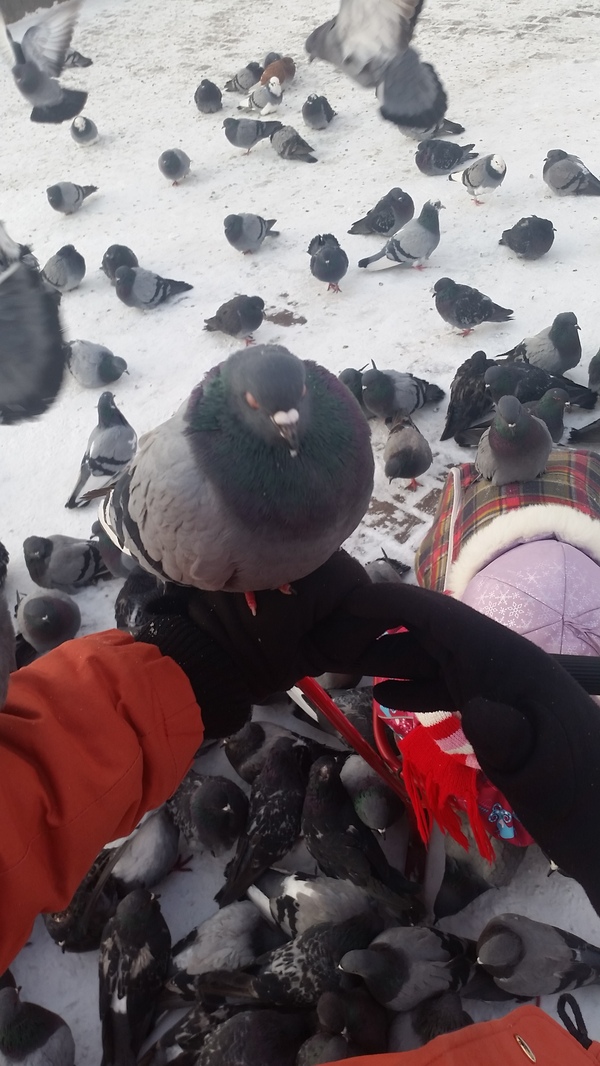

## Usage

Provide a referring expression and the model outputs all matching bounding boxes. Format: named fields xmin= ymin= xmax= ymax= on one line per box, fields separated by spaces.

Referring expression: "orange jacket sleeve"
xmin=0 ymin=629 xmax=203 ymax=972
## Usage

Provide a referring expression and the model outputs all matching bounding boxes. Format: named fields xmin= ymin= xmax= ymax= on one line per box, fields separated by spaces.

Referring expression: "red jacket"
xmin=0 ymin=629 xmax=203 ymax=973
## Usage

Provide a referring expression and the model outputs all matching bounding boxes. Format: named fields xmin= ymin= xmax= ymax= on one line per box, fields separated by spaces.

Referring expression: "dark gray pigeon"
xmin=383 ymin=415 xmax=432 ymax=487
xmin=42 ymin=850 xmax=119 ymax=954
xmin=475 ymin=394 xmax=552 ymax=485
xmin=1 ymin=0 xmax=87 ymax=123
xmin=170 ymin=901 xmax=282 ymax=980
xmin=107 ymin=806 xmax=180 ymax=892
xmin=114 ymin=567 xmax=162 ymax=633
xmin=137 ymin=1002 xmax=255 ymax=1065
xmin=103 ymin=345 xmax=374 ymax=595
xmin=477 ymin=912 xmax=600 ymax=997
xmin=338 ymin=366 xmax=369 ymax=413
xmin=569 ymin=416 xmax=600 ymax=444
xmin=308 ymin=233 xmax=349 ymax=291
xmin=349 ymin=188 xmax=414 ymax=236
xmin=296 ymin=1032 xmax=349 ymax=1064
xmin=388 ymin=991 xmax=474 ymax=1051
xmin=484 ymin=362 xmax=597 ymax=409
xmin=0 ymin=590 xmax=14 ymax=708
xmin=415 ymin=139 xmax=477 ymax=176
xmin=499 ymin=216 xmax=555 ymax=260
xmin=223 ymin=719 xmax=331 ymax=784
xmin=114 ymin=266 xmax=193 ymax=309
xmin=363 ymin=550 xmax=410 ymax=584
xmin=16 ymin=588 xmax=80 ymax=653
xmin=316 ymin=987 xmax=389 ymax=1055
xmin=46 ymin=181 xmax=97 ymax=214
xmin=264 ymin=51 xmax=282 ymax=66
xmin=67 ymin=340 xmax=128 ymax=388
xmin=204 ymin=294 xmax=265 ymax=342
xmin=340 ymin=752 xmax=405 ymax=831
xmin=499 ymin=311 xmax=581 ymax=375
xmin=0 ymin=987 xmax=75 ymax=1066
xmin=362 ymin=361 xmax=444 ymax=420
xmin=543 ymin=150 xmax=600 ymax=196
xmin=224 ymin=213 xmax=279 ymax=254
xmin=65 ymin=391 xmax=137 ymax=508
xmin=167 ymin=768 xmax=249 ymax=857
xmin=222 ymin=117 xmax=283 ymax=153
xmin=101 ymin=245 xmax=139 ymax=283
xmin=358 ymin=200 xmax=442 ymax=270
xmin=302 ymin=94 xmax=336 ymax=129
xmin=23 ymin=534 xmax=110 ymax=593
xmin=433 ymin=277 xmax=513 ymax=334
xmin=248 ymin=870 xmax=383 ymax=938
xmin=194 ymin=79 xmax=222 ymax=113
xmin=195 ymin=1010 xmax=311 ymax=1066
xmin=0 ymin=221 xmax=66 ymax=424
xmin=70 ymin=115 xmax=98 ymax=145
xmin=224 ymin=61 xmax=263 ymax=92
xmin=158 ymin=148 xmax=191 ymax=184
xmin=588 ymin=349 xmax=600 ymax=393
xmin=41 ymin=244 xmax=85 ymax=292
xmin=452 ymin=154 xmax=506 ymax=203
xmin=523 ymin=387 xmax=569 ymax=442
xmin=440 ymin=350 xmax=495 ymax=441
xmin=270 ymin=125 xmax=317 ymax=162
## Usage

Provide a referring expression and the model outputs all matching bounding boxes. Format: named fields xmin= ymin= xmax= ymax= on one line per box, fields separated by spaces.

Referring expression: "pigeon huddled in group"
xmin=451 ymin=154 xmax=506 ymax=203
xmin=101 ymin=244 xmax=139 ymax=282
xmin=224 ymin=213 xmax=279 ymax=254
xmin=475 ymin=394 xmax=553 ymax=485
xmin=66 ymin=340 xmax=128 ymax=388
xmin=167 ymin=768 xmax=249 ymax=857
xmin=499 ymin=310 xmax=581 ymax=375
xmin=194 ymin=79 xmax=222 ymax=113
xmin=114 ymin=266 xmax=193 ymax=309
xmin=70 ymin=115 xmax=98 ymax=145
xmin=16 ymin=588 xmax=81 ymax=653
xmin=433 ymin=277 xmax=513 ymax=334
xmin=223 ymin=116 xmax=283 ymax=152
xmin=383 ymin=415 xmax=433 ymax=488
xmin=308 ymin=233 xmax=349 ymax=291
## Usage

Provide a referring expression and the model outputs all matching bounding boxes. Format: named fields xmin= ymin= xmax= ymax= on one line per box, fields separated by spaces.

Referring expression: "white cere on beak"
xmin=272 ymin=408 xmax=300 ymax=426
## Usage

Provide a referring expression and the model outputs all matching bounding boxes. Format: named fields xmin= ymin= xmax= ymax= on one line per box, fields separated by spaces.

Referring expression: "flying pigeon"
xmin=114 ymin=266 xmax=193 ymax=309
xmin=66 ymin=340 xmax=128 ymax=388
xmin=170 ymin=901 xmax=283 ymax=981
xmin=388 ymin=991 xmax=474 ymax=1051
xmin=477 ymin=912 xmax=600 ymax=997
xmin=340 ymin=752 xmax=405 ymax=831
xmin=543 ymin=150 xmax=600 ymax=196
xmin=433 ymin=277 xmax=513 ymax=334
xmin=484 ymin=362 xmax=596 ymax=409
xmin=0 ymin=987 xmax=75 ymax=1066
xmin=16 ymin=588 xmax=80 ymax=653
xmin=415 ymin=139 xmax=477 ymax=176
xmin=498 ymin=311 xmax=581 ymax=375
xmin=302 ymin=94 xmax=336 ymax=129
xmin=167 ymin=768 xmax=249 ymax=857
xmin=0 ymin=0 xmax=87 ymax=123
xmin=70 ymin=115 xmax=98 ymax=145
xmin=204 ymin=294 xmax=265 ymax=342
xmin=270 ymin=125 xmax=317 ymax=162
xmin=362 ymin=361 xmax=444 ymax=420
xmin=451 ymin=154 xmax=506 ymax=203
xmin=260 ymin=56 xmax=296 ymax=85
xmin=243 ymin=77 xmax=283 ymax=115
xmin=158 ymin=148 xmax=191 ymax=184
xmin=499 ymin=216 xmax=555 ymax=259
xmin=349 ymin=188 xmax=414 ymax=236
xmin=46 ymin=181 xmax=98 ymax=214
xmin=248 ymin=870 xmax=384 ymax=938
xmin=358 ymin=200 xmax=442 ymax=270
xmin=224 ymin=213 xmax=279 ymax=254
xmin=440 ymin=350 xmax=495 ymax=441
xmin=222 ymin=116 xmax=283 ymax=153
xmin=308 ymin=233 xmax=349 ymax=291
xmin=41 ymin=244 xmax=86 ymax=291
xmin=383 ymin=415 xmax=432 ymax=488
xmin=475 ymin=394 xmax=553 ymax=485
xmin=23 ymin=533 xmax=110 ymax=593
xmin=194 ymin=79 xmax=222 ymax=113
xmin=106 ymin=806 xmax=180 ymax=893
xmin=101 ymin=245 xmax=139 ymax=283
xmin=102 ymin=345 xmax=374 ymax=596
xmin=65 ymin=391 xmax=137 ymax=508
xmin=523 ymin=388 xmax=569 ymax=443
xmin=224 ymin=61 xmax=263 ymax=92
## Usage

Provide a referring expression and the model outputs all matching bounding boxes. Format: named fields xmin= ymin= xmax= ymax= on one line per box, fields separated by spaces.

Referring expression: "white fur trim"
xmin=448 ymin=504 xmax=600 ymax=599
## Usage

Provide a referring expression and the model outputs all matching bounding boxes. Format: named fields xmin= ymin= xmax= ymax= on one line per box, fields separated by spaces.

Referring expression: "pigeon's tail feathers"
xmin=31 ymin=88 xmax=87 ymax=124
xmin=204 ymin=316 xmax=219 ymax=332
xmin=265 ymin=220 xmax=280 ymax=236
xmin=488 ymin=303 xmax=514 ymax=323
xmin=166 ymin=279 xmax=193 ymax=296
xmin=65 ymin=466 xmax=91 ymax=509
xmin=378 ymin=49 xmax=447 ymax=134
xmin=425 ymin=383 xmax=445 ymax=403
xmin=569 ymin=417 xmax=600 ymax=443
xmin=557 ymin=379 xmax=598 ymax=410
xmin=82 ymin=185 xmax=99 ymax=198
xmin=358 ymin=247 xmax=388 ymax=269
xmin=348 ymin=218 xmax=371 ymax=235
xmin=581 ymin=173 xmax=600 ymax=195
xmin=187 ymin=969 xmax=258 ymax=1000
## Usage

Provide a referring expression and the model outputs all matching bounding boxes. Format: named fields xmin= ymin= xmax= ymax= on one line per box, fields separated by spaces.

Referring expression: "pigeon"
xmin=308 ymin=233 xmax=349 ymax=292
xmin=340 ymin=752 xmax=405 ymax=831
xmin=296 ymin=1033 xmax=350 ymax=1064
xmin=167 ymin=769 xmax=249 ymax=857
xmin=543 ymin=149 xmax=600 ymax=196
xmin=107 ymin=807 xmax=180 ymax=892
xmin=349 ymin=188 xmax=414 ymax=236
xmin=41 ymin=244 xmax=85 ymax=292
xmin=244 ymin=77 xmax=283 ymax=115
xmin=261 ymin=56 xmax=296 ymax=85
xmin=477 ymin=913 xmax=600 ymax=997
xmin=263 ymin=51 xmax=282 ymax=66
xmin=440 ymin=350 xmax=495 ymax=441
xmin=415 ymin=139 xmax=477 ymax=176
xmin=270 ymin=125 xmax=317 ymax=162
xmin=0 ymin=542 xmax=8 ymax=589
xmin=224 ymin=213 xmax=279 ymax=254
xmin=0 ymin=221 xmax=66 ymax=424
xmin=194 ymin=1009 xmax=311 ymax=1066
xmin=248 ymin=870 xmax=385 ymax=938
xmin=317 ymin=987 xmax=389 ymax=1055
xmin=170 ymin=901 xmax=283 ymax=981
xmin=114 ymin=567 xmax=163 ymax=633
xmin=0 ymin=987 xmax=75 ymax=1066
xmin=138 ymin=1002 xmax=255 ymax=1065
xmin=302 ymin=94 xmax=336 ymax=129
xmin=66 ymin=340 xmax=128 ymax=388
xmin=588 ymin=349 xmax=600 ymax=393
xmin=99 ymin=889 xmax=171 ymax=1066
xmin=363 ymin=550 xmax=410 ymax=584
xmin=340 ymin=925 xmax=474 ymax=1011
xmin=301 ymin=756 xmax=420 ymax=915
xmin=305 ymin=0 xmax=447 ymax=135
xmin=16 ymin=588 xmax=80 ymax=653
xmin=194 ymin=79 xmax=222 ymax=113
xmin=42 ymin=851 xmax=120 ymax=953
xmin=90 ymin=521 xmax=137 ymax=581
xmin=475 ymin=394 xmax=553 ymax=486
xmin=383 ymin=415 xmax=433 ymax=488
xmin=70 ymin=115 xmax=98 ymax=145
xmin=158 ymin=148 xmax=191 ymax=184
xmin=101 ymin=245 xmax=139 ymax=283
xmin=114 ymin=266 xmax=193 ymax=309
xmin=499 ymin=216 xmax=555 ymax=260
xmin=388 ymin=991 xmax=474 ymax=1051
xmin=215 ymin=737 xmax=310 ymax=907
xmin=224 ymin=61 xmax=263 ymax=92
xmin=358 ymin=200 xmax=443 ymax=270
xmin=522 ymin=388 xmax=569 ymax=442
xmin=484 ymin=362 xmax=597 ymax=409
xmin=46 ymin=182 xmax=98 ymax=214
xmin=452 ymin=154 xmax=506 ymax=203
xmin=223 ymin=719 xmax=331 ymax=784
xmin=223 ymin=116 xmax=283 ymax=153
xmin=498 ymin=311 xmax=581 ymax=375
xmin=362 ymin=361 xmax=444 ymax=420
xmin=0 ymin=0 xmax=87 ymax=123
xmin=23 ymin=534 xmax=110 ymax=593
xmin=104 ymin=345 xmax=374 ymax=594
xmin=338 ymin=366 xmax=369 ymax=413
xmin=433 ymin=277 xmax=513 ymax=335
xmin=569 ymin=416 xmax=600 ymax=443
xmin=0 ymin=590 xmax=13 ymax=707
xmin=64 ymin=47 xmax=92 ymax=67
xmin=65 ymin=391 xmax=137 ymax=509
xmin=204 ymin=294 xmax=265 ymax=342
xmin=402 ymin=117 xmax=466 ymax=141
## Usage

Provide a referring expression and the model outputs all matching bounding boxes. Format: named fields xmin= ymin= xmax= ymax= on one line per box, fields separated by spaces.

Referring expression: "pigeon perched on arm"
xmin=383 ymin=415 xmax=432 ymax=487
xmin=158 ymin=149 xmax=191 ymax=184
xmin=67 ymin=340 xmax=127 ymax=388
xmin=451 ymin=154 xmax=506 ymax=203
xmin=194 ymin=79 xmax=222 ymax=112
xmin=0 ymin=0 xmax=87 ymax=123
xmin=349 ymin=187 xmax=414 ymax=236
xmin=16 ymin=588 xmax=81 ymax=653
xmin=204 ymin=294 xmax=265 ymax=342
xmin=243 ymin=77 xmax=283 ymax=115
xmin=23 ymin=533 xmax=110 ymax=593
xmin=498 ymin=311 xmax=581 ymax=375
xmin=358 ymin=200 xmax=442 ymax=270
xmin=270 ymin=125 xmax=317 ymax=162
xmin=70 ymin=115 xmax=98 ymax=145
xmin=65 ymin=391 xmax=137 ymax=508
xmin=222 ymin=116 xmax=283 ymax=153
xmin=308 ymin=233 xmax=349 ymax=291
xmin=167 ymin=768 xmax=249 ymax=857
xmin=224 ymin=214 xmax=279 ymax=254
xmin=46 ymin=182 xmax=98 ymax=214
xmin=302 ymin=94 xmax=336 ymax=129
xmin=41 ymin=244 xmax=86 ymax=291
xmin=224 ymin=61 xmax=263 ymax=92
xmin=433 ymin=277 xmax=513 ymax=334
xmin=101 ymin=245 xmax=139 ymax=283
xmin=0 ymin=987 xmax=75 ymax=1066
xmin=475 ymin=394 xmax=553 ymax=485
xmin=415 ymin=139 xmax=476 ymax=176
xmin=499 ymin=216 xmax=555 ymax=259
xmin=543 ymin=149 xmax=600 ymax=195
xmin=114 ymin=266 xmax=193 ymax=309
xmin=440 ymin=350 xmax=495 ymax=441
xmin=477 ymin=912 xmax=600 ymax=997
xmin=362 ymin=361 xmax=444 ymax=420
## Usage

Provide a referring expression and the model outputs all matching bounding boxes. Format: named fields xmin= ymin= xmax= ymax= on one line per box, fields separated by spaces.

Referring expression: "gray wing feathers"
xmin=21 ymin=0 xmax=81 ymax=76
xmin=336 ymin=0 xmax=420 ymax=80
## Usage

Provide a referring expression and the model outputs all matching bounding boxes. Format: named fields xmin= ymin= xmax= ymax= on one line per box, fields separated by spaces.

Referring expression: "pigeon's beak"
xmin=271 ymin=409 xmax=300 ymax=456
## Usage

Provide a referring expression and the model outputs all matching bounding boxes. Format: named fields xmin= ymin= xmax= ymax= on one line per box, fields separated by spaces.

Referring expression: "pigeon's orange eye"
xmin=245 ymin=392 xmax=259 ymax=409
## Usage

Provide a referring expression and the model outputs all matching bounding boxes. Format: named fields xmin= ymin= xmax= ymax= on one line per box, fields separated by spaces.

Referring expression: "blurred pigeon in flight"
xmin=65 ymin=391 xmax=137 ymax=509
xmin=101 ymin=245 xmax=139 ymax=283
xmin=499 ymin=216 xmax=555 ymax=259
xmin=308 ymin=233 xmax=349 ymax=291
xmin=67 ymin=340 xmax=128 ymax=388
xmin=451 ymin=154 xmax=506 ymax=203
xmin=349 ymin=187 xmax=414 ymax=236
xmin=41 ymin=244 xmax=86 ymax=292
xmin=270 ymin=125 xmax=317 ymax=162
xmin=224 ymin=213 xmax=279 ymax=254
xmin=543 ymin=150 xmax=600 ymax=196
xmin=114 ymin=266 xmax=193 ymax=309
xmin=475 ymin=395 xmax=552 ymax=485
xmin=23 ymin=534 xmax=110 ymax=593
xmin=46 ymin=181 xmax=97 ymax=214
xmin=358 ymin=200 xmax=442 ymax=270
xmin=498 ymin=311 xmax=581 ymax=375
xmin=194 ymin=79 xmax=222 ymax=113
xmin=204 ymin=294 xmax=265 ymax=342
xmin=224 ymin=61 xmax=263 ymax=92
xmin=70 ymin=115 xmax=98 ymax=145
xmin=223 ymin=116 xmax=283 ymax=153
xmin=415 ymin=139 xmax=476 ymax=176
xmin=158 ymin=149 xmax=191 ymax=185
xmin=433 ymin=277 xmax=513 ymax=334
xmin=302 ymin=94 xmax=336 ymax=129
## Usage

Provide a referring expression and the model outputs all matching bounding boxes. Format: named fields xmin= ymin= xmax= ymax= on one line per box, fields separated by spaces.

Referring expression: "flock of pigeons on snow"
xmin=3 ymin=0 xmax=600 ymax=1062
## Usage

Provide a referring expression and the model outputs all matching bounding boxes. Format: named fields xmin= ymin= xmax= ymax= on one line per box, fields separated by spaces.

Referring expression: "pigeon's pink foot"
xmin=278 ymin=583 xmax=294 ymax=596
xmin=244 ymin=335 xmax=255 ymax=346
xmin=172 ymin=853 xmax=193 ymax=873
xmin=472 ymin=198 xmax=484 ymax=206
xmin=412 ymin=263 xmax=426 ymax=271
xmin=327 ymin=282 xmax=342 ymax=292
xmin=459 ymin=328 xmax=474 ymax=337
xmin=406 ymin=478 xmax=420 ymax=491
xmin=244 ymin=591 xmax=258 ymax=615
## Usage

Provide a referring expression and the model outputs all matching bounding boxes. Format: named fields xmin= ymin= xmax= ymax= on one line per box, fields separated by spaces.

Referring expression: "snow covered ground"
xmin=3 ymin=0 xmax=600 ymax=1058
